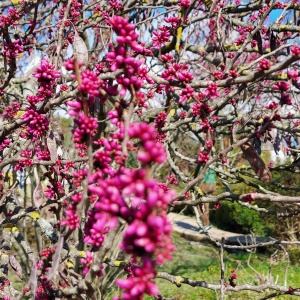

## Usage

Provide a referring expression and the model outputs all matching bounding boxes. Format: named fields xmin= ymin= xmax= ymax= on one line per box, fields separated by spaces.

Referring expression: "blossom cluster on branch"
xmin=1 ymin=0 xmax=300 ymax=299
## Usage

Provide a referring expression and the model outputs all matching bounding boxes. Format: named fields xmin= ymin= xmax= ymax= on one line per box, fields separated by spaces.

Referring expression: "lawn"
xmin=10 ymin=232 xmax=300 ymax=299
xmin=146 ymin=233 xmax=300 ymax=300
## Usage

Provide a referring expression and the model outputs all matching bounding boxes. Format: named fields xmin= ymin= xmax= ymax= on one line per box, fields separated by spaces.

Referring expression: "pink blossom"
xmin=128 ymin=123 xmax=166 ymax=164
xmin=179 ymin=85 xmax=194 ymax=103
xmin=152 ymin=26 xmax=171 ymax=48
xmin=179 ymin=0 xmax=191 ymax=7
xmin=180 ymin=111 xmax=187 ymax=118
xmin=199 ymin=118 xmax=212 ymax=132
xmin=84 ymin=210 xmax=117 ymax=247
xmin=35 ymin=145 xmax=50 ymax=161
xmin=205 ymin=83 xmax=220 ymax=99
xmin=161 ymin=53 xmax=174 ymax=62
xmin=229 ymin=69 xmax=238 ymax=78
xmin=287 ymin=69 xmax=299 ymax=81
xmin=265 ymin=102 xmax=278 ymax=109
xmin=3 ymin=39 xmax=24 ymax=58
xmin=0 ymin=139 xmax=12 ymax=151
xmin=198 ymin=151 xmax=209 ymax=164
xmin=164 ymin=16 xmax=181 ymax=27
xmin=109 ymin=0 xmax=122 ymax=10
xmin=0 ymin=8 xmax=21 ymax=26
xmin=235 ymin=36 xmax=246 ymax=46
xmin=107 ymin=16 xmax=147 ymax=90
xmin=191 ymin=102 xmax=212 ymax=118
xmin=61 ymin=205 xmax=80 ymax=230
xmin=109 ymin=16 xmax=143 ymax=52
xmin=251 ymin=39 xmax=258 ymax=48
xmin=116 ymin=259 xmax=159 ymax=300
xmin=33 ymin=59 xmax=60 ymax=97
xmin=280 ymin=93 xmax=292 ymax=105
xmin=73 ymin=113 xmax=98 ymax=144
xmin=167 ymin=174 xmax=178 ymax=185
xmin=80 ymin=251 xmax=93 ymax=275
xmin=258 ymin=58 xmax=272 ymax=71
xmin=273 ymin=81 xmax=290 ymax=91
xmin=78 ymin=70 xmax=103 ymax=96
xmin=21 ymin=109 xmax=49 ymax=140
xmin=206 ymin=140 xmax=214 ymax=148
xmin=2 ymin=102 xmax=20 ymax=119
xmin=212 ymin=70 xmax=224 ymax=80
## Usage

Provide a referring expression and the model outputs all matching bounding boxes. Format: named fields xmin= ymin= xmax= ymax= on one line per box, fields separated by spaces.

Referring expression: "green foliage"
xmin=211 ymin=201 xmax=271 ymax=236
xmin=58 ymin=117 xmax=73 ymax=149
xmin=288 ymin=246 xmax=300 ymax=265
xmin=127 ymin=151 xmax=139 ymax=168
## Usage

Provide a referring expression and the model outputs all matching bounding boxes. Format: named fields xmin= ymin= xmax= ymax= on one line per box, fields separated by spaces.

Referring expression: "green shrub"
xmin=288 ymin=247 xmax=300 ymax=265
xmin=211 ymin=201 xmax=271 ymax=236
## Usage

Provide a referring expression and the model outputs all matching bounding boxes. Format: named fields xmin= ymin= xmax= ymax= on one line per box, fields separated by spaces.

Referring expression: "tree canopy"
xmin=1 ymin=0 xmax=300 ymax=299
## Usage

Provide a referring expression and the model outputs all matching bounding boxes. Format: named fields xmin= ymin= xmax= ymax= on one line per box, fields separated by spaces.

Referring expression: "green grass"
xmin=145 ymin=233 xmax=300 ymax=300
xmin=9 ymin=232 xmax=300 ymax=299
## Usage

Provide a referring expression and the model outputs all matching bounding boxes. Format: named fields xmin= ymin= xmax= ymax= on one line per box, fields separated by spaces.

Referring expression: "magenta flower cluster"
xmin=161 ymin=63 xmax=193 ymax=83
xmin=0 ymin=8 xmax=20 ymax=27
xmin=106 ymin=16 xmax=148 ymax=91
xmin=128 ymin=122 xmax=166 ymax=164
xmin=44 ymin=181 xmax=64 ymax=199
xmin=0 ymin=139 xmax=12 ymax=151
xmin=154 ymin=112 xmax=167 ymax=141
xmin=109 ymin=16 xmax=143 ymax=53
xmin=179 ymin=85 xmax=194 ymax=103
xmin=152 ymin=26 xmax=171 ymax=48
xmin=161 ymin=63 xmax=194 ymax=102
xmin=60 ymin=191 xmax=84 ymax=232
xmin=273 ymin=81 xmax=290 ymax=91
xmin=69 ymin=0 xmax=82 ymax=23
xmin=19 ymin=59 xmax=60 ymax=142
xmin=80 ymin=251 xmax=96 ymax=275
xmin=3 ymin=39 xmax=24 ymax=58
xmin=73 ymin=113 xmax=98 ymax=144
xmin=115 ymin=259 xmax=158 ymax=300
xmin=27 ymin=95 xmax=44 ymax=106
xmin=60 ymin=205 xmax=80 ymax=230
xmin=83 ymin=210 xmax=117 ymax=247
xmin=2 ymin=102 xmax=20 ymax=120
xmin=179 ymin=0 xmax=191 ymax=7
xmin=93 ymin=137 xmax=125 ymax=170
xmin=32 ymin=59 xmax=60 ymax=99
xmin=78 ymin=70 xmax=104 ymax=96
xmin=205 ymin=83 xmax=220 ymax=100
xmin=198 ymin=151 xmax=210 ymax=164
xmin=87 ymin=166 xmax=175 ymax=299
xmin=21 ymin=109 xmax=49 ymax=141
xmin=35 ymin=145 xmax=50 ymax=161
xmin=14 ymin=150 xmax=33 ymax=171
xmin=73 ymin=169 xmax=88 ymax=187
xmin=109 ymin=0 xmax=123 ymax=10
xmin=167 ymin=174 xmax=178 ymax=185
xmin=258 ymin=58 xmax=272 ymax=71
xmin=164 ymin=16 xmax=181 ymax=27
xmin=191 ymin=102 xmax=212 ymax=118
xmin=83 ymin=121 xmax=174 ymax=299
xmin=287 ymin=69 xmax=299 ymax=81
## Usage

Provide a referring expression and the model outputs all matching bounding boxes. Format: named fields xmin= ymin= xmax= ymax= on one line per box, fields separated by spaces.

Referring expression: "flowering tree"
xmin=1 ymin=0 xmax=300 ymax=299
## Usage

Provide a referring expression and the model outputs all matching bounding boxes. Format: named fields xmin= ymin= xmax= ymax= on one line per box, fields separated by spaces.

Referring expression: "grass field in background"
xmin=10 ymin=232 xmax=300 ymax=299
xmin=146 ymin=233 xmax=300 ymax=300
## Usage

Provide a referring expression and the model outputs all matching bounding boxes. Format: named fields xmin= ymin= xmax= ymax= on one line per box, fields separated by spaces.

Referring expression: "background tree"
xmin=1 ymin=0 xmax=300 ymax=299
